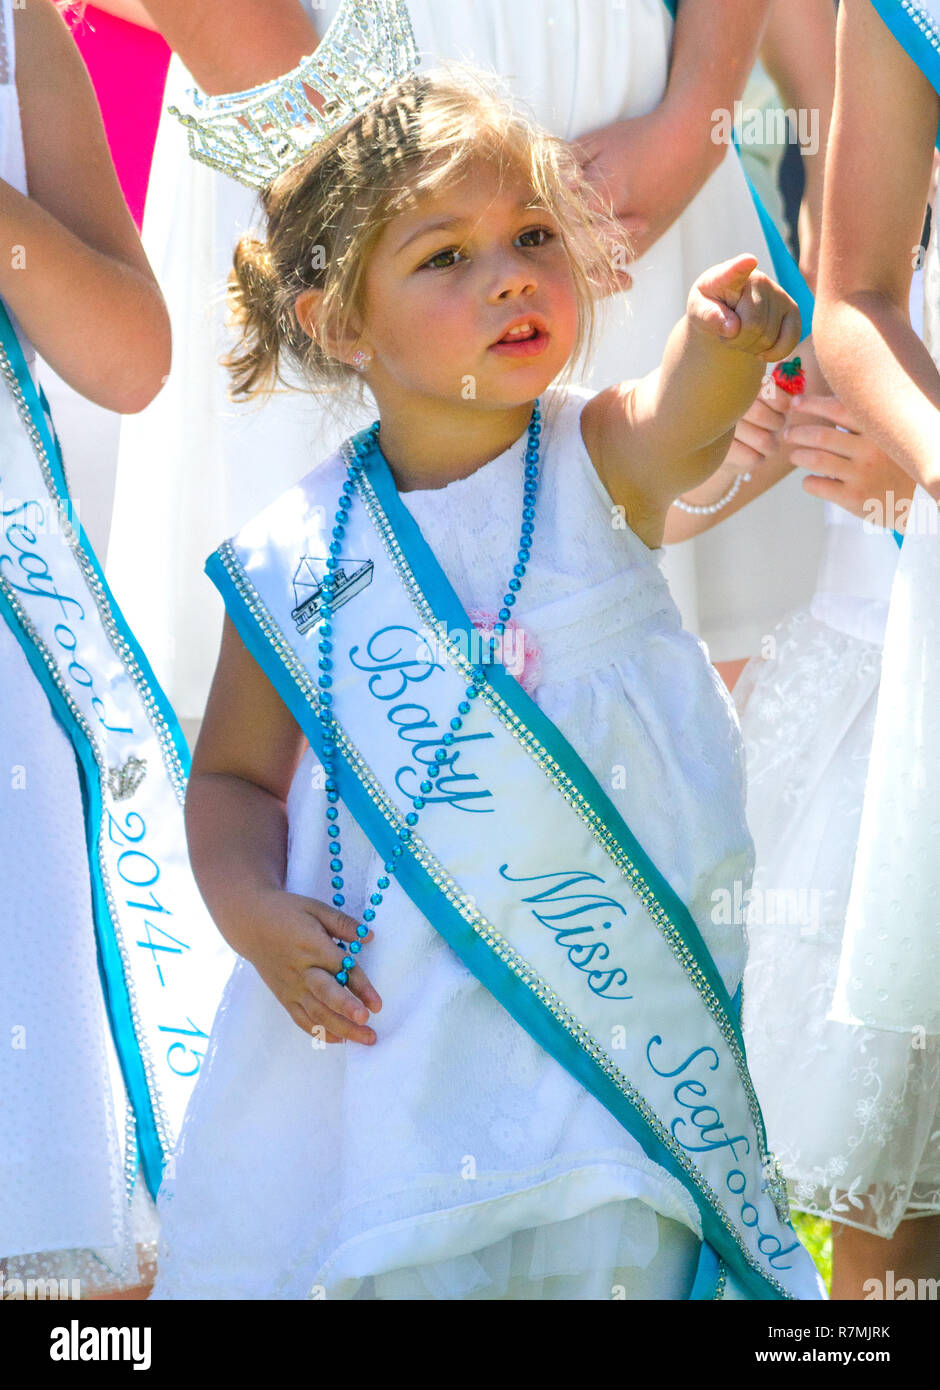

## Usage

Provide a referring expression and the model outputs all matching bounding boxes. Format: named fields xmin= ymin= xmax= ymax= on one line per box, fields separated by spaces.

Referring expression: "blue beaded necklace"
xmin=316 ymin=401 xmax=542 ymax=988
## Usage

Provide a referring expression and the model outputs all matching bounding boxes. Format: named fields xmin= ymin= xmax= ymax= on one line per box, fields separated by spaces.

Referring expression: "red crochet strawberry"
xmin=772 ymin=356 xmax=805 ymax=395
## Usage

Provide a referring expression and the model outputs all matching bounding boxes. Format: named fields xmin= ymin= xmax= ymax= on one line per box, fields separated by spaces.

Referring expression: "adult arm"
xmin=760 ymin=0 xmax=837 ymax=293
xmin=130 ymin=0 xmax=320 ymax=92
xmin=814 ymin=0 xmax=940 ymax=499
xmin=576 ymin=0 xmax=775 ymax=260
xmin=76 ymin=0 xmax=158 ymax=29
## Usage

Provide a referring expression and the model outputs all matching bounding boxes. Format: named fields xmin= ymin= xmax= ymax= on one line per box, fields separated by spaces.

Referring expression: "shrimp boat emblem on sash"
xmin=291 ymin=556 xmax=375 ymax=634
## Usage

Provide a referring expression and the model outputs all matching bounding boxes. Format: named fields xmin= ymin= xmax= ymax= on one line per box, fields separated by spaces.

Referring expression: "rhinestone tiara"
xmin=168 ymin=0 xmax=420 ymax=190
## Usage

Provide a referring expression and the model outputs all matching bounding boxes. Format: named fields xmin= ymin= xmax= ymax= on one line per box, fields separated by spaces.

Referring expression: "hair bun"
xmin=224 ymin=235 xmax=284 ymax=399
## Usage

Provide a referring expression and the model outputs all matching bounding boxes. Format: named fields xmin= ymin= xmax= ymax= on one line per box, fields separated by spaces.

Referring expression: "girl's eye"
xmin=516 ymin=226 xmax=554 ymax=249
xmin=418 ymin=228 xmax=554 ymax=270
xmin=420 ymin=246 xmax=467 ymax=271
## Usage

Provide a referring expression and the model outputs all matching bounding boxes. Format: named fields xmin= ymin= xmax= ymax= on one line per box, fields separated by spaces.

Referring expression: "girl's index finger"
xmin=305 ymin=898 xmax=382 ymax=1011
xmin=791 ymin=393 xmax=859 ymax=432
xmin=303 ymin=898 xmax=371 ymax=944
xmin=697 ymin=253 xmax=760 ymax=310
xmin=758 ymin=378 xmax=795 ymax=421
xmin=346 ymin=968 xmax=383 ymax=1016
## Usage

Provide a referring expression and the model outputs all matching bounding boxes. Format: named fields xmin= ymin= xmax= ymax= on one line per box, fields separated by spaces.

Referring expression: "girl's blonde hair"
xmin=225 ymin=65 xmax=630 ymax=403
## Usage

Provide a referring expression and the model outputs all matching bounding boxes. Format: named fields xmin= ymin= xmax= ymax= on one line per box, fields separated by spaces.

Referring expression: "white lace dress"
xmin=734 ymin=14 xmax=940 ymax=1227
xmin=803 ymin=0 xmax=940 ymax=1231
xmin=734 ymin=248 xmax=940 ymax=1237
xmin=151 ymin=387 xmax=754 ymax=1300
xmin=735 ymin=506 xmax=940 ymax=1236
xmin=0 ymin=0 xmax=156 ymax=1292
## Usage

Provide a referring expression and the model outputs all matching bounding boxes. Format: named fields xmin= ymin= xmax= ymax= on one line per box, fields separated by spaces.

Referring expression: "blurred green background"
xmin=794 ymin=1212 xmax=833 ymax=1291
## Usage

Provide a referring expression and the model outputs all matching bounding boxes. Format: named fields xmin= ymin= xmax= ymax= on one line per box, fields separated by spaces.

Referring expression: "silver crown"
xmin=168 ymin=0 xmax=420 ymax=190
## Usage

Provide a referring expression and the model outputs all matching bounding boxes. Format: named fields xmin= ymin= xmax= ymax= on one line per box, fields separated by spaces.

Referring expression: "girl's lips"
xmin=489 ymin=328 xmax=551 ymax=358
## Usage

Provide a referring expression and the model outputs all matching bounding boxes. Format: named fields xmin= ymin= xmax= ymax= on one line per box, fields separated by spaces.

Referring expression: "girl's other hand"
xmin=688 ymin=254 xmax=802 ymax=363
xmin=243 ymin=889 xmax=381 ymax=1044
xmin=725 ymin=378 xmax=794 ymax=476
xmin=785 ymin=393 xmax=916 ymax=528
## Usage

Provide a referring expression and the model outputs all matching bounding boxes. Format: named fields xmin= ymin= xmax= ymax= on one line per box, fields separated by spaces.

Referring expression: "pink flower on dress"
xmin=466 ymin=608 xmax=542 ymax=696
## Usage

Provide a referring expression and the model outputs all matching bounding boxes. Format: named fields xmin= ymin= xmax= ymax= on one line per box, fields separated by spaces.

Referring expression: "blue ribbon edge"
xmin=661 ymin=0 xmax=816 ymax=337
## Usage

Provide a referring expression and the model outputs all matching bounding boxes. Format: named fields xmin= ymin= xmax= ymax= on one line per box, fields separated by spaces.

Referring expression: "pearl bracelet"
xmin=672 ymin=472 xmax=751 ymax=516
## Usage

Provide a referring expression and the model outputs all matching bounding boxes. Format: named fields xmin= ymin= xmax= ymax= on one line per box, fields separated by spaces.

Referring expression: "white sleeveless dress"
xmin=108 ymin=0 xmax=822 ymax=724
xmin=151 ymin=386 xmax=755 ymax=1299
xmin=0 ymin=0 xmax=156 ymax=1291
xmin=735 ymin=252 xmax=940 ymax=1234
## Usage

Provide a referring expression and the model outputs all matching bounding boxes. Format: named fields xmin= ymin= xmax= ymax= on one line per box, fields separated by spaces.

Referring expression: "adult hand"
xmin=573 ymin=105 xmax=722 ymax=263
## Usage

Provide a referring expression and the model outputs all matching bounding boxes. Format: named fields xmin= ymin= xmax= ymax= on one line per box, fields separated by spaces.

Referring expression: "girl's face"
xmin=358 ymin=159 xmax=580 ymax=412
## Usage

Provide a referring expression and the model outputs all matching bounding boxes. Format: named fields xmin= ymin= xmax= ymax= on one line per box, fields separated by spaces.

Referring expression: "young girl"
xmin=732 ymin=382 xmax=929 ymax=1296
xmin=153 ymin=69 xmax=822 ymax=1301
xmin=109 ymin=0 xmax=817 ymax=725
xmin=0 ymin=0 xmax=230 ymax=1298
xmin=660 ymin=79 xmax=934 ymax=1299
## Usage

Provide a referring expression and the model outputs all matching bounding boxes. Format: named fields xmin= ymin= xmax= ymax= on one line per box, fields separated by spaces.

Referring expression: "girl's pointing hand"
xmin=688 ymin=254 xmax=802 ymax=363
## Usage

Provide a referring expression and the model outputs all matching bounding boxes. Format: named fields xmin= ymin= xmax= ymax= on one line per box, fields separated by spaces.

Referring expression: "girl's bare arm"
xmin=583 ymin=257 xmax=801 ymax=546
xmin=185 ymin=617 xmax=306 ymax=957
xmin=663 ymin=341 xmax=831 ymax=541
xmin=187 ymin=615 xmax=381 ymax=1044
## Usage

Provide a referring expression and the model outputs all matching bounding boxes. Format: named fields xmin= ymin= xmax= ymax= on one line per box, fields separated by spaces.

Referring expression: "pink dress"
xmin=65 ymin=4 xmax=170 ymax=230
